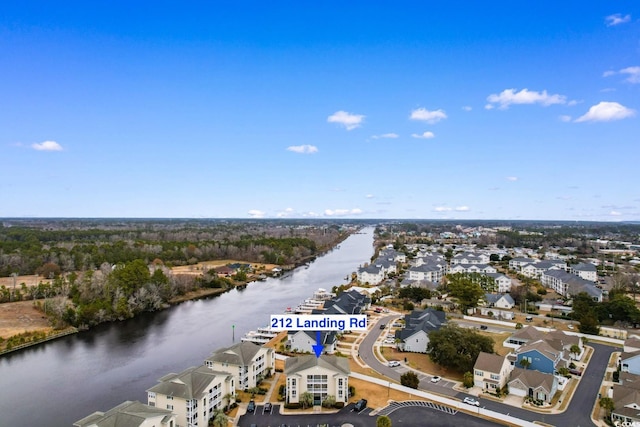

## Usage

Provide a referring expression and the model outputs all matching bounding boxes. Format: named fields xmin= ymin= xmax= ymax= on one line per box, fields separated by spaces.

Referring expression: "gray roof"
xmin=284 ymin=354 xmax=350 ymax=376
xmin=508 ymin=368 xmax=556 ymax=393
xmin=474 ymin=352 xmax=505 ymax=373
xmin=484 ymin=293 xmax=515 ymax=306
xmin=572 ymin=262 xmax=597 ymax=272
xmin=147 ymin=365 xmax=231 ymax=400
xmin=288 ymin=330 xmax=337 ymax=345
xmin=544 ymin=270 xmax=602 ymax=298
xmin=74 ymin=401 xmax=173 ymax=427
xmin=395 ymin=309 xmax=446 ymax=340
xmin=205 ymin=341 xmax=264 ymax=366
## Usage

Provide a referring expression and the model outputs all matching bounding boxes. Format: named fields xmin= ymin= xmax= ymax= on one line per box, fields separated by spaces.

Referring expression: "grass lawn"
xmin=380 ymin=346 xmax=463 ymax=381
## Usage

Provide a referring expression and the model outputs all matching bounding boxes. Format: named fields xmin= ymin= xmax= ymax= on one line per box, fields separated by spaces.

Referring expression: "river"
xmin=0 ymin=227 xmax=375 ymax=426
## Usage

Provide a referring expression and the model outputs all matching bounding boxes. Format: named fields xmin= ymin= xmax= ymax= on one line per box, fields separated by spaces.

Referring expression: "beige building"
xmin=285 ymin=354 xmax=350 ymax=406
xmin=204 ymin=341 xmax=275 ymax=390
xmin=74 ymin=400 xmax=176 ymax=427
xmin=473 ymin=352 xmax=513 ymax=392
xmin=147 ymin=365 xmax=235 ymax=427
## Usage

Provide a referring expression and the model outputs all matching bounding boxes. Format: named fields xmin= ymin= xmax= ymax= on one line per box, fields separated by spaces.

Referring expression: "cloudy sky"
xmin=1 ymin=2 xmax=638 ymax=220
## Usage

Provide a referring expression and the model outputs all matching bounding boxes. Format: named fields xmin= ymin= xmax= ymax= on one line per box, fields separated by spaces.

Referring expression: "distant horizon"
xmin=2 ymin=2 xmax=638 ymax=220
xmin=2 ymin=216 xmax=639 ymax=224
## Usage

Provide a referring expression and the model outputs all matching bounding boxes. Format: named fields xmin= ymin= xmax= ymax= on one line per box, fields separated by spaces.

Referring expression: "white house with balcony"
xmin=285 ymin=354 xmax=350 ymax=406
xmin=147 ymin=365 xmax=235 ymax=427
xmin=74 ymin=401 xmax=176 ymax=427
xmin=205 ymin=341 xmax=275 ymax=391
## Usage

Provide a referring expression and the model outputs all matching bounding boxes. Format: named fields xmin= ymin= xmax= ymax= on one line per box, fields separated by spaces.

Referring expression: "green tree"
xmin=599 ymin=396 xmax=614 ymax=419
xmin=109 ymin=259 xmax=150 ymax=295
xmin=300 ymin=391 xmax=314 ymax=409
xmin=212 ymin=410 xmax=228 ymax=427
xmin=427 ymin=324 xmax=494 ymax=373
xmin=570 ymin=344 xmax=581 ymax=360
xmin=446 ymin=274 xmax=485 ymax=312
xmin=376 ymin=415 xmax=392 ymax=427
xmin=322 ymin=394 xmax=336 ymax=408
xmin=400 ymin=371 xmax=420 ymax=389
xmin=519 ymin=358 xmax=531 ymax=370
xmin=463 ymin=371 xmax=474 ymax=388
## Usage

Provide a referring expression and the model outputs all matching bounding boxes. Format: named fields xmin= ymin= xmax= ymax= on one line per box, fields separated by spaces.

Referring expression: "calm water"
xmin=0 ymin=228 xmax=374 ymax=426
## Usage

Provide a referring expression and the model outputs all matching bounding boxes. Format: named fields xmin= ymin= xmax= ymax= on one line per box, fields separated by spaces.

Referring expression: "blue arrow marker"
xmin=312 ymin=331 xmax=324 ymax=358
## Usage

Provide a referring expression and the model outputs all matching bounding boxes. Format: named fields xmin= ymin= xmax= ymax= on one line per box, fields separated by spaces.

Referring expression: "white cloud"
xmin=575 ymin=101 xmax=635 ymax=122
xmin=605 ymin=13 xmax=631 ymax=26
xmin=462 ymin=106 xmax=472 ymax=111
xmin=486 ymin=88 xmax=567 ymax=109
xmin=610 ymin=210 xmax=622 ymax=216
xmin=247 ymin=209 xmax=266 ymax=218
xmin=559 ymin=115 xmax=572 ymax=122
xmin=433 ymin=206 xmax=452 ymax=212
xmin=506 ymin=176 xmax=518 ymax=181
xmin=455 ymin=206 xmax=470 ymax=212
xmin=327 ymin=110 xmax=365 ymax=130
xmin=484 ymin=104 xmax=495 ymax=110
xmin=276 ymin=207 xmax=295 ymax=218
xmin=31 ymin=140 xmax=63 ymax=151
xmin=286 ymin=144 xmax=318 ymax=154
xmin=620 ymin=67 xmax=640 ymax=83
xmin=371 ymin=133 xmax=399 ymax=139
xmin=324 ymin=208 xmax=363 ymax=217
xmin=411 ymin=131 xmax=435 ymax=139
xmin=409 ymin=108 xmax=447 ymax=124
xmin=365 ymin=194 xmax=374 ymax=199
xmin=605 ymin=66 xmax=640 ymax=84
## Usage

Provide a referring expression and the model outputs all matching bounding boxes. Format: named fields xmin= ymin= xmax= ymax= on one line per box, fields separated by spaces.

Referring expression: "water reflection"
xmin=0 ymin=227 xmax=374 ymax=426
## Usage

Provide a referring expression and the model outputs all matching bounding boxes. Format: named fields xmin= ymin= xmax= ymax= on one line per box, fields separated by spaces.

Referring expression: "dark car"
xmin=480 ymin=325 xmax=488 ymax=330
xmin=264 ymin=402 xmax=272 ymax=412
xmin=380 ymin=323 xmax=386 ymax=329
xmin=247 ymin=400 xmax=256 ymax=413
xmin=354 ymin=398 xmax=368 ymax=411
xmin=569 ymin=368 xmax=583 ymax=376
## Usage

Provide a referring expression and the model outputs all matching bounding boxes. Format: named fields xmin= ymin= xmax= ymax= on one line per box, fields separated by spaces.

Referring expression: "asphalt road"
xmin=360 ymin=315 xmax=619 ymax=427
xmin=238 ymin=402 xmax=503 ymax=427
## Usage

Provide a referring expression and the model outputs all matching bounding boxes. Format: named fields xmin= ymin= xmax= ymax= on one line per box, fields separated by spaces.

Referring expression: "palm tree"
xmin=519 ymin=358 xmax=531 ymax=370
xmin=212 ymin=410 xmax=228 ymax=427
xmin=300 ymin=391 xmax=314 ymax=409
xmin=599 ymin=396 xmax=614 ymax=420
xmin=570 ymin=344 xmax=581 ymax=360
xmin=222 ymin=392 xmax=234 ymax=411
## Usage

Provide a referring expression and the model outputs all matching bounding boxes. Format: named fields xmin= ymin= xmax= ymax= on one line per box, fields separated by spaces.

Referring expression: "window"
xmin=490 ymin=374 xmax=500 ymax=380
xmin=166 ymin=404 xmax=173 ymax=410
xmin=166 ymin=395 xmax=173 ymax=400
xmin=475 ymin=370 xmax=483 ymax=376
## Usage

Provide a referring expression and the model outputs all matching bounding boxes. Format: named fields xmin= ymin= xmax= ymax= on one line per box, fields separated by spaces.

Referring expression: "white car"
xmin=388 ymin=360 xmax=401 ymax=368
xmin=430 ymin=376 xmax=441 ymax=383
xmin=568 ymin=324 xmax=574 ymax=330
xmin=384 ymin=339 xmax=395 ymax=344
xmin=463 ymin=397 xmax=480 ymax=407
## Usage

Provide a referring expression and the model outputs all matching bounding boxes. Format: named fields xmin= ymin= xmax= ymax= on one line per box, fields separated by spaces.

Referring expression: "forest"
xmin=0 ymin=218 xmax=353 ymax=276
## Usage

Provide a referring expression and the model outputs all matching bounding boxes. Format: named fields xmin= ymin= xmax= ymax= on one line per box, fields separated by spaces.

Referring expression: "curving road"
xmin=359 ymin=314 xmax=618 ymax=427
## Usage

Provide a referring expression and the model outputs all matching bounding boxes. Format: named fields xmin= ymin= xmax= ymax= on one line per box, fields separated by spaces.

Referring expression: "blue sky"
xmin=1 ymin=2 xmax=639 ymax=220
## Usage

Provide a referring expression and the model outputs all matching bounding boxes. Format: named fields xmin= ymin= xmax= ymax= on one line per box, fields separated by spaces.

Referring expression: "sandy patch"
xmin=0 ymin=300 xmax=52 ymax=339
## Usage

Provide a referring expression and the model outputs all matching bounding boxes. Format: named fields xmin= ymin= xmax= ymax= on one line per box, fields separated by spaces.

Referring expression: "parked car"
xmin=463 ymin=397 xmax=480 ymax=407
xmin=388 ymin=360 xmax=401 ymax=367
xmin=384 ymin=339 xmax=395 ymax=344
xmin=480 ymin=325 xmax=488 ymax=330
xmin=380 ymin=323 xmax=386 ymax=329
xmin=247 ymin=400 xmax=256 ymax=413
xmin=569 ymin=368 xmax=583 ymax=376
xmin=430 ymin=375 xmax=441 ymax=383
xmin=354 ymin=399 xmax=368 ymax=411
xmin=264 ymin=402 xmax=272 ymax=412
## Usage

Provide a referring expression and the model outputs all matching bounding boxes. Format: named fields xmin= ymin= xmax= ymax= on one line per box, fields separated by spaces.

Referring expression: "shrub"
xmin=348 ymin=385 xmax=356 ymax=398
xmin=400 ymin=371 xmax=419 ymax=389
xmin=284 ymin=402 xmax=301 ymax=409
xmin=334 ymin=402 xmax=344 ymax=409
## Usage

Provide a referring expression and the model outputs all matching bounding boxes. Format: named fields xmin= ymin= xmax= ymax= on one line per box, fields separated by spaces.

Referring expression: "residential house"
xmin=508 ymin=368 xmax=558 ymax=403
xmin=505 ymin=327 xmax=583 ymax=360
xmin=204 ymin=341 xmax=275 ymax=391
xmin=483 ymin=293 xmax=515 ymax=310
xmin=473 ymin=352 xmax=513 ymax=392
xmin=570 ymin=262 xmax=598 ymax=282
xmin=520 ymin=261 xmax=565 ymax=279
xmin=449 ymin=263 xmax=496 ymax=275
xmin=356 ymin=264 xmax=385 ymax=285
xmin=612 ymin=372 xmax=640 ymax=426
xmin=540 ymin=270 xmax=603 ymax=302
xmin=74 ymin=401 xmax=176 ymax=427
xmin=147 ymin=365 xmax=235 ymax=427
xmin=514 ymin=339 xmax=565 ymax=374
xmin=395 ymin=309 xmax=446 ymax=353
xmin=407 ymin=262 xmax=446 ymax=284
xmin=451 ymin=252 xmax=490 ymax=265
xmin=317 ymin=289 xmax=371 ymax=315
xmin=288 ymin=330 xmax=337 ymax=354
xmin=284 ymin=354 xmax=350 ymax=406
xmin=509 ymin=257 xmax=536 ymax=271
xmin=485 ymin=272 xmax=512 ymax=293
